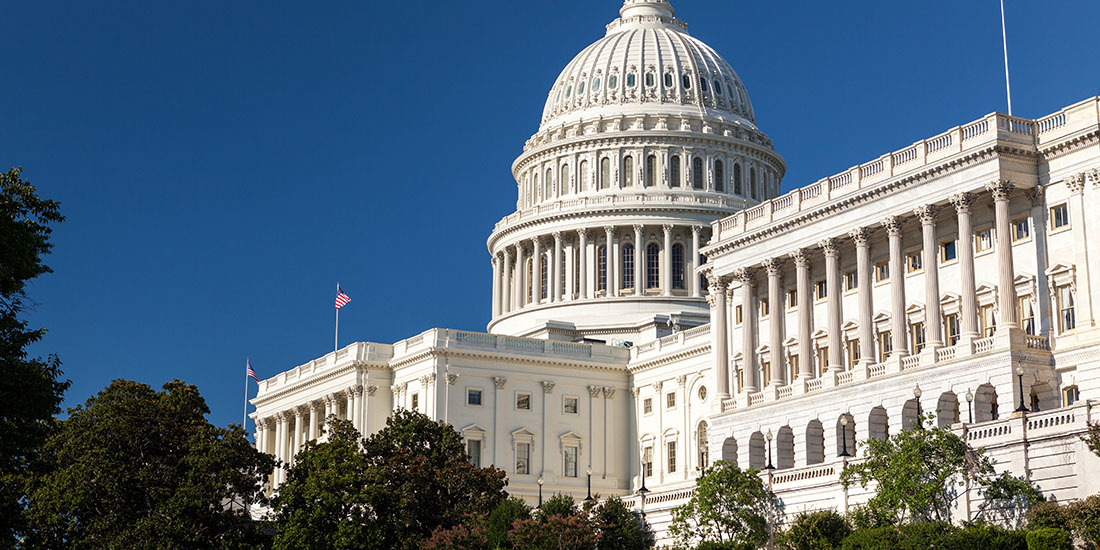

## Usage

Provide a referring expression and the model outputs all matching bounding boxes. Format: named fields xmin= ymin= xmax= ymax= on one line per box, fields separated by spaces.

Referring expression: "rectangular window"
xmin=816 ymin=346 xmax=829 ymax=375
xmin=622 ymin=245 xmax=635 ymax=290
xmin=667 ymin=441 xmax=677 ymax=473
xmin=736 ymin=367 xmax=744 ymax=390
xmin=976 ymin=228 xmax=994 ymax=253
xmin=945 ymin=313 xmax=960 ymax=346
xmin=1018 ymin=296 xmax=1035 ymax=336
xmin=1063 ymin=386 xmax=1080 ymax=406
xmin=814 ymin=280 xmax=827 ymax=301
xmin=515 ymin=442 xmax=530 ymax=474
xmin=411 ymin=392 xmax=419 ymax=411
xmin=910 ymin=322 xmax=926 ymax=353
xmin=847 ymin=339 xmax=860 ymax=370
xmin=979 ymin=304 xmax=996 ymax=337
xmin=643 ymin=397 xmax=653 ymax=415
xmin=563 ymin=396 xmax=578 ymax=414
xmin=940 ymin=240 xmax=957 ymax=263
xmin=643 ymin=446 xmax=654 ymax=478
xmin=875 ymin=260 xmax=890 ymax=282
xmin=597 ymin=246 xmax=607 ymax=292
xmin=1050 ymin=204 xmax=1070 ymax=230
xmin=844 ymin=271 xmax=858 ymax=292
xmin=467 ymin=439 xmax=481 ymax=467
xmin=789 ymin=354 xmax=799 ymax=380
xmin=762 ymin=361 xmax=771 ymax=387
xmin=1012 ymin=217 xmax=1031 ymax=241
xmin=563 ymin=446 xmax=578 ymax=477
xmin=1057 ymin=285 xmax=1076 ymax=333
xmin=467 ymin=388 xmax=482 ymax=406
xmin=878 ymin=331 xmax=892 ymax=363
xmin=666 ymin=391 xmax=676 ymax=409
xmin=760 ymin=297 xmax=770 ymax=317
xmin=906 ymin=250 xmax=923 ymax=273
xmin=786 ymin=289 xmax=797 ymax=309
xmin=735 ymin=305 xmax=743 ymax=325
xmin=516 ymin=392 xmax=531 ymax=410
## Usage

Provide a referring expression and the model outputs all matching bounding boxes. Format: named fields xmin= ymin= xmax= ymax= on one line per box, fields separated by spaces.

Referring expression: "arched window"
xmin=868 ymin=406 xmax=889 ymax=441
xmin=600 ymin=158 xmax=610 ymax=190
xmin=663 ymin=73 xmax=673 ymax=88
xmin=670 ymin=155 xmax=681 ymax=188
xmin=733 ymin=163 xmax=743 ymax=195
xmin=525 ymin=258 xmax=533 ymax=304
xmin=682 ymin=74 xmax=692 ymax=90
xmin=645 ymin=72 xmax=654 ymax=88
xmin=714 ymin=79 xmax=722 ymax=95
xmin=714 ymin=160 xmax=724 ymax=192
xmin=692 ymin=157 xmax=704 ymax=190
xmin=608 ymin=74 xmax=618 ymax=89
xmin=623 ymin=156 xmax=634 ymax=187
xmin=671 ymin=243 xmax=685 ymax=289
xmin=621 ymin=244 xmax=635 ymax=289
xmin=646 ymin=243 xmax=660 ymax=289
xmin=750 ymin=167 xmax=758 ymax=199
xmin=533 ymin=172 xmax=540 ymax=202
xmin=776 ymin=426 xmax=794 ymax=470
xmin=577 ymin=80 xmax=585 ymax=95
xmin=697 ymin=421 xmax=709 ymax=470
xmin=593 ymin=77 xmax=600 ymax=92
xmin=937 ymin=392 xmax=960 ymax=428
xmin=836 ymin=414 xmax=856 ymax=457
xmin=579 ymin=160 xmax=589 ymax=191
xmin=700 ymin=77 xmax=708 ymax=93
xmin=540 ymin=253 xmax=548 ymax=301
xmin=597 ymin=245 xmax=607 ymax=292
xmin=560 ymin=164 xmax=570 ymax=195
xmin=645 ymin=155 xmax=656 ymax=187
xmin=545 ymin=169 xmax=552 ymax=199
xmin=748 ymin=432 xmax=765 ymax=469
xmin=626 ymin=73 xmax=636 ymax=88
xmin=572 ymin=247 xmax=580 ymax=298
xmin=805 ymin=420 xmax=824 ymax=465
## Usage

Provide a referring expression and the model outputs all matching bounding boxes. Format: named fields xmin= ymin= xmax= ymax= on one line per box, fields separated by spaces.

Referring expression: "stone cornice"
xmin=628 ymin=342 xmax=710 ymax=373
xmin=252 ymin=360 xmax=389 ymax=406
xmin=392 ymin=346 xmax=630 ymax=375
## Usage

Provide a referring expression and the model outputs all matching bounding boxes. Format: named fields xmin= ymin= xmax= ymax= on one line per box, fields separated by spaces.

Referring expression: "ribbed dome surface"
xmin=540 ymin=0 xmax=756 ymax=131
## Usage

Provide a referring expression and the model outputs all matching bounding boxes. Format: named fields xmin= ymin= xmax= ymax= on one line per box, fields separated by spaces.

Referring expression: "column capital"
xmin=913 ymin=204 xmax=938 ymax=225
xmin=732 ymin=267 xmax=755 ymax=284
xmin=447 ymin=373 xmax=459 ymax=385
xmin=390 ymin=384 xmax=402 ymax=395
xmin=541 ymin=380 xmax=556 ymax=394
xmin=578 ymin=227 xmax=589 ymax=238
xmin=762 ymin=257 xmax=782 ymax=276
xmin=1026 ymin=185 xmax=1045 ymax=207
xmin=354 ymin=385 xmax=364 ymax=397
xmin=501 ymin=247 xmax=512 ymax=260
xmin=1088 ymin=168 xmax=1100 ymax=188
xmin=631 ymin=387 xmax=641 ymax=398
xmin=789 ymin=248 xmax=810 ymax=268
xmin=493 ymin=376 xmax=507 ymax=389
xmin=949 ymin=192 xmax=973 ymax=213
xmin=662 ymin=224 xmax=674 ymax=234
xmin=632 ymin=224 xmax=644 ymax=233
xmin=986 ymin=179 xmax=1015 ymax=201
xmin=1065 ymin=173 xmax=1086 ymax=195
xmin=653 ymin=381 xmax=663 ymax=392
xmin=552 ymin=231 xmax=563 ymax=243
xmin=602 ymin=386 xmax=616 ymax=399
xmin=848 ymin=227 xmax=871 ymax=247
xmin=819 ymin=237 xmax=840 ymax=257
xmin=881 ymin=215 xmax=903 ymax=237
xmin=691 ymin=225 xmax=703 ymax=235
xmin=588 ymin=385 xmax=603 ymax=398
xmin=676 ymin=374 xmax=688 ymax=387
xmin=366 ymin=385 xmax=378 ymax=397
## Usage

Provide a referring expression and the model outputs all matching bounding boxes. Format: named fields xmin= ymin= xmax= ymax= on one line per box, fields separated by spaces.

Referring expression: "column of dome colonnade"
xmin=704 ymin=181 xmax=1029 ymax=406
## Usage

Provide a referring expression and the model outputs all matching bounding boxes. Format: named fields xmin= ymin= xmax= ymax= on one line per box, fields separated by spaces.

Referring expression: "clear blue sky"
xmin=3 ymin=1 xmax=1097 ymax=431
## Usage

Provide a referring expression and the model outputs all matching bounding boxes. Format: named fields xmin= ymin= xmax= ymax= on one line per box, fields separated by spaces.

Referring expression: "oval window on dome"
xmin=626 ymin=73 xmax=636 ymax=88
xmin=578 ymin=80 xmax=585 ymax=95
xmin=609 ymin=74 xmax=618 ymax=89
xmin=714 ymin=80 xmax=722 ymax=95
xmin=700 ymin=78 xmax=708 ymax=93
xmin=681 ymin=74 xmax=691 ymax=89
xmin=645 ymin=72 xmax=654 ymax=87
xmin=664 ymin=73 xmax=673 ymax=88
xmin=565 ymin=85 xmax=572 ymax=99
xmin=593 ymin=77 xmax=601 ymax=92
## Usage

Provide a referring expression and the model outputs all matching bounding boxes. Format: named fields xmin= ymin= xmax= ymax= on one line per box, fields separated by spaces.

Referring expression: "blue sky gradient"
xmin=3 ymin=0 xmax=1097 ymax=430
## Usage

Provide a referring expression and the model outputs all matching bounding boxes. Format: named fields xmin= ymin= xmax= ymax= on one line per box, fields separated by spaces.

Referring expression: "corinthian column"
xmin=821 ymin=238 xmax=843 ymax=371
xmin=578 ymin=228 xmax=589 ymax=299
xmin=734 ymin=268 xmax=758 ymax=393
xmin=707 ymin=274 xmax=730 ymax=398
xmin=552 ymin=232 xmax=563 ymax=302
xmin=663 ymin=225 xmax=673 ymax=296
xmin=915 ymin=205 xmax=943 ymax=348
xmin=790 ymin=249 xmax=814 ymax=379
xmin=691 ymin=226 xmax=703 ymax=298
xmin=502 ymin=248 xmax=512 ymax=314
xmin=988 ymin=180 xmax=1018 ymax=331
xmin=950 ymin=193 xmax=979 ymax=341
xmin=514 ymin=243 xmax=526 ymax=308
xmin=850 ymin=228 xmax=875 ymax=366
xmin=763 ymin=258 xmax=785 ymax=386
xmin=633 ymin=225 xmax=644 ymax=294
xmin=606 ymin=226 xmax=618 ymax=297
xmin=883 ymin=216 xmax=908 ymax=357
xmin=532 ymin=237 xmax=543 ymax=304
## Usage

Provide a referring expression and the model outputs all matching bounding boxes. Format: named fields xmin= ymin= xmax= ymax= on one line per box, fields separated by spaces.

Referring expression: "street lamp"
xmin=765 ymin=429 xmax=775 ymax=470
xmin=839 ymin=416 xmax=851 ymax=458
xmin=537 ymin=476 xmax=544 ymax=508
xmin=585 ymin=466 xmax=593 ymax=502
xmin=965 ymin=388 xmax=974 ymax=424
xmin=914 ymin=385 xmax=924 ymax=429
xmin=1015 ymin=366 xmax=1029 ymax=412
xmin=637 ymin=449 xmax=650 ymax=519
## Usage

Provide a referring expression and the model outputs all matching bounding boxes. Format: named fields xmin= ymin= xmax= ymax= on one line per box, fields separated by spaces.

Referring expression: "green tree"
xmin=487 ymin=497 xmax=531 ymax=549
xmin=1082 ymin=421 xmax=1100 ymax=459
xmin=508 ymin=514 xmax=598 ymax=550
xmin=592 ymin=496 xmax=653 ymax=550
xmin=975 ymin=471 xmax=1045 ymax=528
xmin=668 ymin=461 xmax=777 ymax=549
xmin=0 ymin=167 xmax=69 ymax=543
xmin=273 ymin=410 xmax=507 ymax=550
xmin=777 ymin=510 xmax=850 ymax=550
xmin=23 ymin=379 xmax=273 ymax=549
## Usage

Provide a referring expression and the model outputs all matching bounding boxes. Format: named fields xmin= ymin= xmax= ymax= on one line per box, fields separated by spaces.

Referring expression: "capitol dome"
xmin=540 ymin=0 xmax=756 ymax=131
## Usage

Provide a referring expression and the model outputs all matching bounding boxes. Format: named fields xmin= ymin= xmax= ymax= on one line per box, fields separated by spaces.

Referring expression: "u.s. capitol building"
xmin=251 ymin=0 xmax=1100 ymax=540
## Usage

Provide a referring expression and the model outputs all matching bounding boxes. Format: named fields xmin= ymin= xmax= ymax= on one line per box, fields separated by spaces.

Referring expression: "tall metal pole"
xmin=1000 ymin=0 xmax=1013 ymax=115
xmin=335 ymin=283 xmax=340 ymax=352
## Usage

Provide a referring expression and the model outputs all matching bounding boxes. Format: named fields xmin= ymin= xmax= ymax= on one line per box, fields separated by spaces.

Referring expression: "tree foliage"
xmin=273 ymin=409 xmax=507 ymax=550
xmin=23 ymin=379 xmax=273 ymax=549
xmin=486 ymin=497 xmax=531 ymax=549
xmin=508 ymin=513 xmax=598 ymax=550
xmin=668 ymin=461 xmax=777 ymax=549
xmin=777 ymin=510 xmax=851 ymax=550
xmin=591 ymin=496 xmax=653 ymax=550
xmin=1082 ymin=421 xmax=1100 ymax=459
xmin=975 ymin=471 xmax=1045 ymax=528
xmin=0 ymin=166 xmax=69 ymax=543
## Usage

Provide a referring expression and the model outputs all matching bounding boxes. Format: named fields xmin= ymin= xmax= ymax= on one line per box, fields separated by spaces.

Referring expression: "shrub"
xmin=840 ymin=526 xmax=901 ymax=550
xmin=695 ymin=541 xmax=756 ymax=550
xmin=845 ymin=504 xmax=894 ymax=530
xmin=1067 ymin=495 xmax=1100 ymax=548
xmin=944 ymin=522 xmax=1026 ymax=550
xmin=1027 ymin=501 xmax=1071 ymax=533
xmin=1026 ymin=528 xmax=1072 ymax=550
xmin=487 ymin=497 xmax=530 ymax=549
xmin=894 ymin=521 xmax=954 ymax=549
xmin=777 ymin=510 xmax=851 ymax=550
xmin=540 ymin=493 xmax=578 ymax=518
xmin=421 ymin=522 xmax=488 ymax=550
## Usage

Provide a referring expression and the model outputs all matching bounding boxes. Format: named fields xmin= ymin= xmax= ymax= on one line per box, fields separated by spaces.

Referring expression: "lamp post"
xmin=914 ymin=385 xmax=923 ymax=429
xmin=537 ymin=476 xmax=543 ymax=508
xmin=965 ymin=388 xmax=974 ymax=424
xmin=1015 ymin=366 xmax=1030 ymax=412
xmin=839 ymin=416 xmax=850 ymax=458
xmin=585 ymin=466 xmax=593 ymax=502
xmin=765 ymin=429 xmax=775 ymax=470
xmin=637 ymin=449 xmax=650 ymax=520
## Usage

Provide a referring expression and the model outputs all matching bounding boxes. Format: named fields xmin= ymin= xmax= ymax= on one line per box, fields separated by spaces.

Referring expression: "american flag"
xmin=246 ymin=359 xmax=259 ymax=382
xmin=335 ymin=286 xmax=351 ymax=309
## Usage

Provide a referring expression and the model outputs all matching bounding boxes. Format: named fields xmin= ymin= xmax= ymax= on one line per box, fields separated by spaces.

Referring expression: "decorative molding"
xmin=541 ymin=380 xmax=556 ymax=394
xmin=913 ymin=204 xmax=937 ymax=225
xmin=588 ymin=385 xmax=603 ymax=397
xmin=762 ymin=257 xmax=781 ymax=276
xmin=732 ymin=267 xmax=754 ymax=284
xmin=365 ymin=385 xmax=378 ymax=397
xmin=986 ymin=179 xmax=1015 ymax=201
xmin=493 ymin=376 xmax=508 ymax=390
xmin=677 ymin=374 xmax=688 ymax=387
xmin=818 ymin=237 xmax=839 ymax=257
xmin=949 ymin=192 xmax=973 ymax=214
xmin=1064 ymin=172 xmax=1086 ymax=195
xmin=848 ymin=227 xmax=870 ymax=247
xmin=789 ymin=248 xmax=809 ymax=268
xmin=602 ymin=386 xmax=616 ymax=399
xmin=881 ymin=215 xmax=903 ymax=237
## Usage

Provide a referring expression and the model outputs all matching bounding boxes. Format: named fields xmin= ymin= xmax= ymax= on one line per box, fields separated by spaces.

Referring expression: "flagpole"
xmin=243 ymin=357 xmax=249 ymax=430
xmin=1000 ymin=0 xmax=1013 ymax=115
xmin=335 ymin=282 xmax=340 ymax=352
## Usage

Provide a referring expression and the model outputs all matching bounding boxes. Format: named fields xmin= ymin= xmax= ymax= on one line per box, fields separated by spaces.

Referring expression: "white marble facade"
xmin=251 ymin=0 xmax=1100 ymax=543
